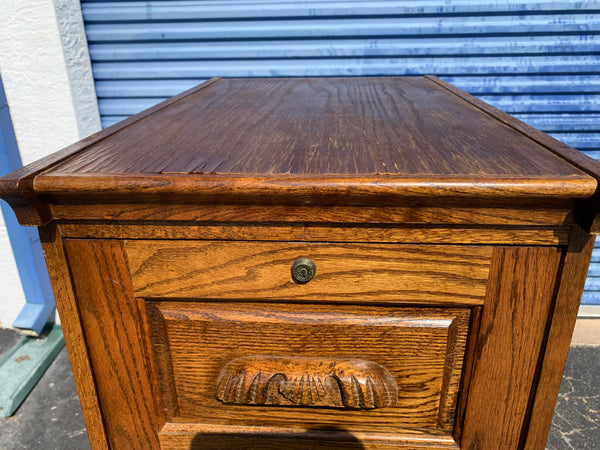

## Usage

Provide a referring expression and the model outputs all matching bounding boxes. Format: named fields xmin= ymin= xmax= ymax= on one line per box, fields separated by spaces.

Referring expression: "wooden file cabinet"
xmin=1 ymin=77 xmax=599 ymax=449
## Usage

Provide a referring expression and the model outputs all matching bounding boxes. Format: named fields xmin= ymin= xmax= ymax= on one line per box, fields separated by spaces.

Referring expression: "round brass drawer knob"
xmin=291 ymin=258 xmax=316 ymax=284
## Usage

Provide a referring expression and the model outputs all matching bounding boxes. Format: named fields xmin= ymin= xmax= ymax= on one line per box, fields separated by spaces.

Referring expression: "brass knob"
xmin=291 ymin=257 xmax=316 ymax=284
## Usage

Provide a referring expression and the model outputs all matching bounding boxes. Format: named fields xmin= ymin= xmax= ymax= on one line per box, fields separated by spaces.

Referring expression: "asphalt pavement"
xmin=0 ymin=327 xmax=598 ymax=450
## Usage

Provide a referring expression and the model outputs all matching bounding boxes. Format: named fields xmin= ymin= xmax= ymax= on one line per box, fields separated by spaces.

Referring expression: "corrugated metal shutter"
xmin=80 ymin=0 xmax=600 ymax=305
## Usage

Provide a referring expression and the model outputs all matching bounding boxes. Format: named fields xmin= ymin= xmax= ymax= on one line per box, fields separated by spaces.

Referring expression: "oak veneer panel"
xmin=58 ymin=223 xmax=571 ymax=246
xmin=427 ymin=75 xmax=600 ymax=233
xmin=426 ymin=75 xmax=600 ymax=185
xmin=524 ymin=227 xmax=595 ymax=447
xmin=46 ymin=78 xmax=589 ymax=179
xmin=35 ymin=174 xmax=594 ymax=207
xmin=126 ymin=241 xmax=492 ymax=305
xmin=64 ymin=239 xmax=160 ymax=450
xmin=0 ymin=78 xmax=222 ymax=226
xmin=158 ymin=423 xmax=459 ymax=449
xmin=3 ymin=77 xmax=598 ymax=227
xmin=460 ymin=246 xmax=563 ymax=449
xmin=33 ymin=78 xmax=595 ymax=217
xmin=49 ymin=203 xmax=577 ymax=228
xmin=147 ymin=302 xmax=469 ymax=434
xmin=38 ymin=226 xmax=108 ymax=450
xmin=451 ymin=306 xmax=482 ymax=445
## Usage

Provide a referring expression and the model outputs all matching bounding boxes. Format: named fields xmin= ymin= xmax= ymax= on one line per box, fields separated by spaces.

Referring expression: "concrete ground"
xmin=0 ymin=321 xmax=598 ymax=450
xmin=0 ymin=331 xmax=89 ymax=450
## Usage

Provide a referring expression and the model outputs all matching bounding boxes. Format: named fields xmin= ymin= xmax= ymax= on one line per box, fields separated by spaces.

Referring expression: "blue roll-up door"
xmin=80 ymin=0 xmax=600 ymax=306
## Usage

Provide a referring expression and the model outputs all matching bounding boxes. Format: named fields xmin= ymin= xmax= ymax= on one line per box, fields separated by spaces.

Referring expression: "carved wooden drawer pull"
xmin=216 ymin=356 xmax=398 ymax=409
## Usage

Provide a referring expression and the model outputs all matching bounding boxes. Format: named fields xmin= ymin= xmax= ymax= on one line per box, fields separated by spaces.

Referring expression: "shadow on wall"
xmin=189 ymin=425 xmax=366 ymax=449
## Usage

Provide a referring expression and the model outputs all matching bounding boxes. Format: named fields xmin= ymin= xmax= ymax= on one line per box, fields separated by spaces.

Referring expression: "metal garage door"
xmin=80 ymin=0 xmax=600 ymax=308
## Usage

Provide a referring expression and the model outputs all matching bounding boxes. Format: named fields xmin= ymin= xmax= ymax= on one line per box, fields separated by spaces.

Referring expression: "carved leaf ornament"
xmin=216 ymin=356 xmax=398 ymax=409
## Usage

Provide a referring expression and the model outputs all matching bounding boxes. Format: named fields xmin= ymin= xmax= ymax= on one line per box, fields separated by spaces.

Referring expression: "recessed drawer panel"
xmin=146 ymin=301 xmax=470 ymax=440
xmin=126 ymin=241 xmax=491 ymax=305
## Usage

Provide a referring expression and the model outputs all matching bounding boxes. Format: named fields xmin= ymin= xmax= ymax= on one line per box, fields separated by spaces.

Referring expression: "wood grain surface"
xmin=44 ymin=77 xmax=592 ymax=179
xmin=158 ymin=422 xmax=460 ymax=449
xmin=426 ymin=75 xmax=600 ymax=232
xmin=147 ymin=301 xmax=469 ymax=433
xmin=34 ymin=173 xmax=595 ymax=207
xmin=1 ymin=77 xmax=597 ymax=228
xmin=460 ymin=246 xmax=563 ymax=449
xmin=426 ymin=75 xmax=600 ymax=183
xmin=38 ymin=226 xmax=109 ymax=449
xmin=0 ymin=78 xmax=222 ymax=226
xmin=58 ymin=222 xmax=571 ymax=246
xmin=125 ymin=241 xmax=492 ymax=305
xmin=49 ymin=203 xmax=577 ymax=228
xmin=450 ymin=306 xmax=482 ymax=444
xmin=64 ymin=240 xmax=161 ymax=449
xmin=523 ymin=227 xmax=595 ymax=448
xmin=215 ymin=356 xmax=399 ymax=409
xmin=4 ymin=75 xmax=594 ymax=449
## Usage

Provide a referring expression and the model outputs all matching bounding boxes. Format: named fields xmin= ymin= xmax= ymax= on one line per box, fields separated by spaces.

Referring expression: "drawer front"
xmin=147 ymin=301 xmax=470 ymax=439
xmin=126 ymin=241 xmax=491 ymax=305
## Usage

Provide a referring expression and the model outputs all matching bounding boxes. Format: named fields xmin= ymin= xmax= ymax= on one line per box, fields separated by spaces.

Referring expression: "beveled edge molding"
xmin=0 ymin=78 xmax=223 ymax=226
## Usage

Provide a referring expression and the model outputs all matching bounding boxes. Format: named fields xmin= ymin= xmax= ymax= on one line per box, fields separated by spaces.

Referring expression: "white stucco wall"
xmin=0 ymin=0 xmax=101 ymax=328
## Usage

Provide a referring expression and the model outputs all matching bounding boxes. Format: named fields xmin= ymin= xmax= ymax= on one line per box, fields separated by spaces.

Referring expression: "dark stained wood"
xmin=42 ymin=78 xmax=593 ymax=178
xmin=523 ymin=226 xmax=595 ymax=447
xmin=49 ymin=203 xmax=577 ymax=228
xmin=460 ymin=247 xmax=563 ymax=449
xmin=425 ymin=75 xmax=600 ymax=182
xmin=58 ymin=222 xmax=571 ymax=246
xmin=1 ymin=77 xmax=599 ymax=227
xmin=34 ymin=173 xmax=595 ymax=210
xmin=426 ymin=75 xmax=600 ymax=232
xmin=147 ymin=301 xmax=469 ymax=435
xmin=590 ymin=215 xmax=600 ymax=234
xmin=0 ymin=78 xmax=222 ymax=226
xmin=38 ymin=225 xmax=109 ymax=449
xmin=125 ymin=241 xmax=492 ymax=305
xmin=64 ymin=240 xmax=161 ymax=449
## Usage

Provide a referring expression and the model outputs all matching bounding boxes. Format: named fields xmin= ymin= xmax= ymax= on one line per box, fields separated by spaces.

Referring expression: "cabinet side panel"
xmin=39 ymin=226 xmax=108 ymax=450
xmin=64 ymin=239 xmax=160 ymax=449
xmin=460 ymin=246 xmax=562 ymax=449
xmin=524 ymin=227 xmax=595 ymax=448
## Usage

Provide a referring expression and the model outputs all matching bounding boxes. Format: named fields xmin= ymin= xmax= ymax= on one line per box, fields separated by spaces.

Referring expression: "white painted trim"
xmin=53 ymin=0 xmax=102 ymax=138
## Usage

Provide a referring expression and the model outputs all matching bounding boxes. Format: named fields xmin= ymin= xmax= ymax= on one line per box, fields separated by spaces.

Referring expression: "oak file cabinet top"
xmin=1 ymin=76 xmax=600 ymax=231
